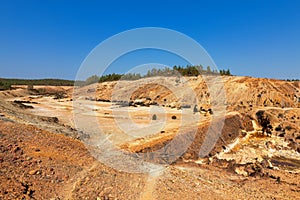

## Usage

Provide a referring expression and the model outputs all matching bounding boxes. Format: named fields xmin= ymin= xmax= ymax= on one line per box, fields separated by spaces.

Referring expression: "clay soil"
xmin=0 ymin=76 xmax=299 ymax=199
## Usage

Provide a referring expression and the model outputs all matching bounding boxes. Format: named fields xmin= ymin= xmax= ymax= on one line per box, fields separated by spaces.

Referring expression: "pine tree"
xmin=207 ymin=66 xmax=211 ymax=73
xmin=225 ymin=69 xmax=231 ymax=75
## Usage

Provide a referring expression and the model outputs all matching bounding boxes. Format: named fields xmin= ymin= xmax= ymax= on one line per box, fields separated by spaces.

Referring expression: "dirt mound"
xmin=120 ymin=113 xmax=249 ymax=164
xmin=0 ymin=99 xmax=82 ymax=139
xmin=74 ymin=77 xmax=300 ymax=120
xmin=224 ymin=77 xmax=299 ymax=110
xmin=250 ymin=108 xmax=300 ymax=152
xmin=12 ymin=100 xmax=34 ymax=109
xmin=0 ymin=86 xmax=73 ymax=100
xmin=0 ymin=76 xmax=299 ymax=199
xmin=183 ymin=113 xmax=246 ymax=159
xmin=1 ymin=118 xmax=299 ymax=199
xmin=0 ymin=120 xmax=94 ymax=199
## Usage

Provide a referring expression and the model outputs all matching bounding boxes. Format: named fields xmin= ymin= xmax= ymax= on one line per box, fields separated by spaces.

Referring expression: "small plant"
xmin=285 ymin=125 xmax=292 ymax=131
xmin=27 ymin=84 xmax=34 ymax=90
xmin=152 ymin=114 xmax=157 ymax=120
xmin=275 ymin=126 xmax=282 ymax=131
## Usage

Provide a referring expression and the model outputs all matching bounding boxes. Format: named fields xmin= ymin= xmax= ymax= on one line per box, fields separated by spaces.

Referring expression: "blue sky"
xmin=0 ymin=0 xmax=299 ymax=80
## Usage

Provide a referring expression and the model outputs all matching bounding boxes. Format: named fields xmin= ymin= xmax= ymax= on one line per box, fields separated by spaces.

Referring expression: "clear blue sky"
xmin=0 ymin=0 xmax=299 ymax=80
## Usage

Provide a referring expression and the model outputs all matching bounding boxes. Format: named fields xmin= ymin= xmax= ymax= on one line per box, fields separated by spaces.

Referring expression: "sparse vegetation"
xmin=256 ymin=110 xmax=272 ymax=136
xmin=0 ymin=78 xmax=74 ymax=90
xmin=286 ymin=79 xmax=299 ymax=82
xmin=219 ymin=69 xmax=231 ymax=76
xmin=152 ymin=114 xmax=157 ymax=120
xmin=0 ymin=81 xmax=11 ymax=90
xmin=0 ymin=73 xmax=300 ymax=199
xmin=84 ymin=65 xmax=232 ymax=85
xmin=285 ymin=125 xmax=292 ymax=131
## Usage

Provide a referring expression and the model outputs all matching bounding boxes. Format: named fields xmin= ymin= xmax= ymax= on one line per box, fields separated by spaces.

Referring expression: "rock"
xmin=193 ymin=105 xmax=198 ymax=113
xmin=278 ymin=132 xmax=285 ymax=137
xmin=85 ymin=97 xmax=96 ymax=101
xmin=242 ymin=114 xmax=254 ymax=131
xmin=181 ymin=104 xmax=191 ymax=109
xmin=87 ymin=88 xmax=95 ymax=93
xmin=288 ymin=140 xmax=298 ymax=150
xmin=13 ymin=146 xmax=22 ymax=153
xmin=245 ymin=162 xmax=264 ymax=177
xmin=26 ymin=157 xmax=32 ymax=161
xmin=234 ymin=166 xmax=248 ymax=176
xmin=39 ymin=116 xmax=59 ymax=123
xmin=265 ymin=141 xmax=275 ymax=149
xmin=13 ymin=100 xmax=34 ymax=109
xmin=134 ymin=98 xmax=147 ymax=106
xmin=29 ymin=169 xmax=38 ymax=175
xmin=152 ymin=114 xmax=157 ymax=120
xmin=169 ymin=102 xmax=177 ymax=109
xmin=182 ymin=152 xmax=194 ymax=160
xmin=261 ymin=159 xmax=273 ymax=169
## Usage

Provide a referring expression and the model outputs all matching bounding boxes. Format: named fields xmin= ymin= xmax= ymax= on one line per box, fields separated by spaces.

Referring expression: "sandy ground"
xmin=1 ymin=119 xmax=299 ymax=199
xmin=0 ymin=77 xmax=299 ymax=199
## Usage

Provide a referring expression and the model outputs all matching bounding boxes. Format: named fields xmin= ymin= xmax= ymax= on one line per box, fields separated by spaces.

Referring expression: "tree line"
xmin=83 ymin=65 xmax=231 ymax=85
xmin=0 ymin=78 xmax=74 ymax=90
xmin=286 ymin=79 xmax=299 ymax=82
xmin=0 ymin=65 xmax=233 ymax=90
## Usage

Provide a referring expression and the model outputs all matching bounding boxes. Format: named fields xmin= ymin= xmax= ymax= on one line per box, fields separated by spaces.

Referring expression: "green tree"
xmin=207 ymin=66 xmax=211 ymax=73
xmin=85 ymin=75 xmax=99 ymax=85
xmin=225 ymin=69 xmax=231 ymax=75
